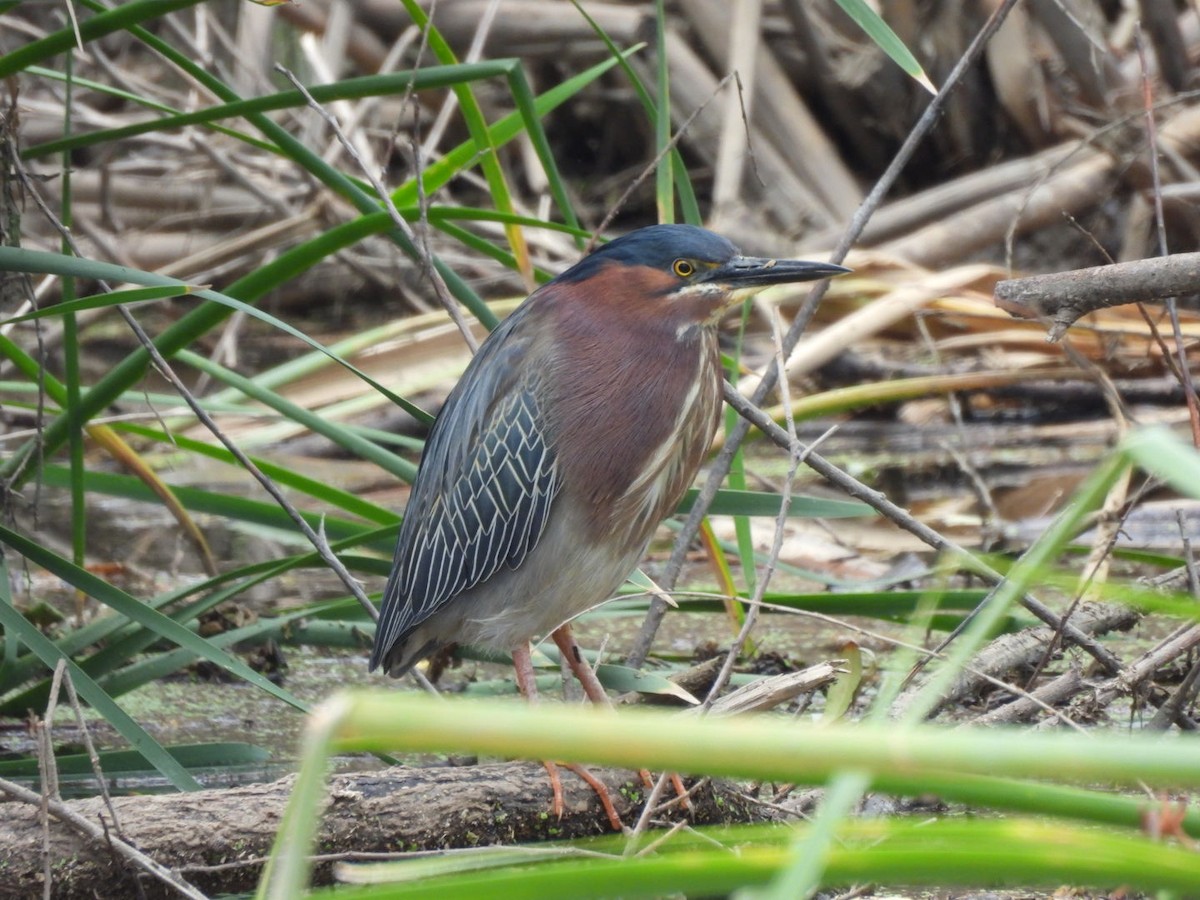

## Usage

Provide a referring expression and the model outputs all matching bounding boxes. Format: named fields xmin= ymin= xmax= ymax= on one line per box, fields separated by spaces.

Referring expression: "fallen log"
xmin=0 ymin=762 xmax=762 ymax=899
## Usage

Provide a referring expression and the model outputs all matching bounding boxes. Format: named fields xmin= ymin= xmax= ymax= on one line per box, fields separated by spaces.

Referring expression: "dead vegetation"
xmin=3 ymin=1 xmax=1200 ymax=897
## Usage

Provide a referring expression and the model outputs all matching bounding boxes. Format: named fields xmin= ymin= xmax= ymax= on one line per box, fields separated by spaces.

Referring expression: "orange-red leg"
xmin=549 ymin=625 xmax=690 ymax=810
xmin=513 ymin=642 xmax=622 ymax=830
xmin=551 ymin=624 xmax=610 ymax=706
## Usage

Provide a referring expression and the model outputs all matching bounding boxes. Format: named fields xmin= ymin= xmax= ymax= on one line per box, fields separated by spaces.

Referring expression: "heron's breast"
xmin=551 ymin=325 xmax=722 ymax=545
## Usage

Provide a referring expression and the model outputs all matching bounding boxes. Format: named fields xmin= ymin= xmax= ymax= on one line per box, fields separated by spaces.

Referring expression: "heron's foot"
xmin=669 ymin=772 xmax=692 ymax=810
xmin=636 ymin=769 xmax=692 ymax=811
xmin=541 ymin=759 xmax=623 ymax=831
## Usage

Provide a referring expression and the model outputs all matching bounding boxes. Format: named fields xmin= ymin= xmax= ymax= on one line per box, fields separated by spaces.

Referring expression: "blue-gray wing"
xmin=370 ymin=313 xmax=560 ymax=670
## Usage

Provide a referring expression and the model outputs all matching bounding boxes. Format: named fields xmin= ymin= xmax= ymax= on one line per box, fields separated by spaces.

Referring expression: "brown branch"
xmin=893 ymin=602 xmax=1138 ymax=721
xmin=1072 ymin=622 xmax=1200 ymax=723
xmin=994 ymin=252 xmax=1200 ymax=341
xmin=971 ymin=666 xmax=1086 ymax=726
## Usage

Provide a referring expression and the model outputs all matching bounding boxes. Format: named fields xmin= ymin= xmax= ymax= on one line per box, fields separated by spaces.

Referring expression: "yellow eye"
xmin=672 ymin=259 xmax=695 ymax=278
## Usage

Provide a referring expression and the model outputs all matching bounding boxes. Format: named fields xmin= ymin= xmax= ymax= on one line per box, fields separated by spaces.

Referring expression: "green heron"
xmin=370 ymin=223 xmax=847 ymax=825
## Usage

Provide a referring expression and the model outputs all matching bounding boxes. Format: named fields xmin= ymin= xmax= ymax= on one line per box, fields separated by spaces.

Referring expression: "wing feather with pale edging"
xmin=370 ymin=311 xmax=560 ymax=669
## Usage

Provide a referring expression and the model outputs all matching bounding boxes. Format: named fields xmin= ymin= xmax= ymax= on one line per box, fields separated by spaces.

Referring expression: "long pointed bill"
xmin=703 ymin=255 xmax=851 ymax=290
